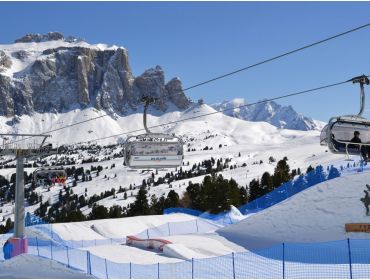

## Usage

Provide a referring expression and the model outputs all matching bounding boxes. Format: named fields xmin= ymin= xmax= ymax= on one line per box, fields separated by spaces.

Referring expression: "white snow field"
xmin=162 ymin=233 xmax=246 ymax=260
xmin=0 ymin=103 xmax=346 ymax=225
xmin=30 ymin=213 xmax=199 ymax=241
xmin=218 ymin=171 xmax=370 ymax=250
xmin=0 ymin=254 xmax=92 ymax=279
xmin=3 ymin=170 xmax=370 ymax=279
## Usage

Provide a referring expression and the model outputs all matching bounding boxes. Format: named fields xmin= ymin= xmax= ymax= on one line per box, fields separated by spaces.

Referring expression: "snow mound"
xmin=164 ymin=244 xmax=207 ymax=260
xmin=229 ymin=205 xmax=245 ymax=222
xmin=90 ymin=213 xmax=197 ymax=239
xmin=0 ymin=254 xmax=92 ymax=278
xmin=31 ymin=213 xmax=197 ymax=241
xmin=162 ymin=233 xmax=246 ymax=260
xmin=218 ymin=172 xmax=370 ymax=250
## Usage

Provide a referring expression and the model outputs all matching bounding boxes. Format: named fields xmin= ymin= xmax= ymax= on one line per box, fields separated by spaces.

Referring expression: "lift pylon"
xmin=0 ymin=134 xmax=55 ymax=259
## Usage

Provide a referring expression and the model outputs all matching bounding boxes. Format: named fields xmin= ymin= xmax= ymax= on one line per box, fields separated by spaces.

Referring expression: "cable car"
xmin=34 ymin=167 xmax=67 ymax=187
xmin=320 ymin=75 xmax=370 ymax=160
xmin=124 ymin=97 xmax=184 ymax=169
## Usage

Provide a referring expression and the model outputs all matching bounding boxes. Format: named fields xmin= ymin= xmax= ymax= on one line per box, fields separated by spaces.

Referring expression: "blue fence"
xmin=165 ymin=165 xmax=341 ymax=223
xmin=2 ymin=237 xmax=370 ymax=278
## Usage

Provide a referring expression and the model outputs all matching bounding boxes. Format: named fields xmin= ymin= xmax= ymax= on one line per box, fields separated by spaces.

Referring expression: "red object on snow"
xmin=126 ymin=235 xmax=172 ymax=251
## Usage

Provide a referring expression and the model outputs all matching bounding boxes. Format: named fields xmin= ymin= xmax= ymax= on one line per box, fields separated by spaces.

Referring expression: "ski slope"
xmin=0 ymin=254 xmax=92 ymax=279
xmin=28 ymin=213 xmax=198 ymax=241
xmin=0 ymin=103 xmax=346 ymax=225
xmin=218 ymin=171 xmax=370 ymax=250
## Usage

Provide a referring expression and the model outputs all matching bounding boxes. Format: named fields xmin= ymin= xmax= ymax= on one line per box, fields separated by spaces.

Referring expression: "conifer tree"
xmin=129 ymin=186 xmax=150 ymax=216
xmin=273 ymin=158 xmax=291 ymax=187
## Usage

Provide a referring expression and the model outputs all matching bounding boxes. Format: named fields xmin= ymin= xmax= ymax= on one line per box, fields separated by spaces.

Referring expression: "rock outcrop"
xmin=0 ymin=33 xmax=190 ymax=117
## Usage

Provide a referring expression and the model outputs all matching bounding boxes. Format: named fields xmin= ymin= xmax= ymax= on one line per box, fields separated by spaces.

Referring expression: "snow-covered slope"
xmin=0 ymin=254 xmax=92 ymax=279
xmin=0 ymin=103 xmax=345 ymax=223
xmin=37 ymin=213 xmax=198 ymax=241
xmin=212 ymin=98 xmax=325 ymax=131
xmin=218 ymin=171 xmax=370 ymax=250
xmin=0 ymin=103 xmax=326 ymax=146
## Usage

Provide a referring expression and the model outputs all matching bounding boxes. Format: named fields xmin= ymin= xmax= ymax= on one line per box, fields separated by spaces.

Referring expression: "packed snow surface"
xmin=218 ymin=171 xmax=370 ymax=249
xmin=0 ymin=254 xmax=92 ymax=279
xmin=163 ymin=233 xmax=245 ymax=260
xmin=30 ymin=213 xmax=197 ymax=241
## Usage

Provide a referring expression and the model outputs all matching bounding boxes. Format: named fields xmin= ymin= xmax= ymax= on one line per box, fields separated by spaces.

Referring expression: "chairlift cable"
xmin=7 ymin=22 xmax=370 ymax=145
xmin=74 ymin=77 xmax=368 ymax=145
xmin=182 ymin=23 xmax=370 ymax=92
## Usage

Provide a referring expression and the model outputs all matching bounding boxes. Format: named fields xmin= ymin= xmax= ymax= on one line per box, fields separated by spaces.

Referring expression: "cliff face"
xmin=0 ymin=32 xmax=190 ymax=117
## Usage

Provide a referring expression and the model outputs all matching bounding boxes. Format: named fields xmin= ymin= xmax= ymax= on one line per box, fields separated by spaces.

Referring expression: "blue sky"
xmin=1 ymin=2 xmax=370 ymax=121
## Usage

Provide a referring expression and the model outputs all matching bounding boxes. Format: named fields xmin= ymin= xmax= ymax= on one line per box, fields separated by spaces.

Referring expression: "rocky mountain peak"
xmin=212 ymin=98 xmax=323 ymax=131
xmin=14 ymin=32 xmax=83 ymax=44
xmin=0 ymin=35 xmax=190 ymax=117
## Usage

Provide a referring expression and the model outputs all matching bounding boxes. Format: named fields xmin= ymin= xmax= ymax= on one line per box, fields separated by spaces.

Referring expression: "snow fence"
xmin=3 ymin=237 xmax=370 ymax=278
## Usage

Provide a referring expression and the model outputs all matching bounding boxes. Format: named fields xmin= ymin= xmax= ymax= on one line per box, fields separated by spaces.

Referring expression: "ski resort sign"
xmin=345 ymin=223 xmax=370 ymax=233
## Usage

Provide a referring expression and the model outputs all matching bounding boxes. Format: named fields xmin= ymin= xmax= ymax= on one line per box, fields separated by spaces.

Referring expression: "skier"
xmin=361 ymin=189 xmax=370 ymax=216
xmin=350 ymin=131 xmax=368 ymax=160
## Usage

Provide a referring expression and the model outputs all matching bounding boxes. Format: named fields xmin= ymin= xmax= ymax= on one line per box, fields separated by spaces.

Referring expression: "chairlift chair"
xmin=320 ymin=75 xmax=370 ymax=160
xmin=34 ymin=166 xmax=67 ymax=187
xmin=124 ymin=96 xmax=184 ymax=169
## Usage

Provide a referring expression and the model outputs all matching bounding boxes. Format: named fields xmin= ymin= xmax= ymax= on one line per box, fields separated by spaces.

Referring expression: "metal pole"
xmin=232 ymin=252 xmax=236 ymax=279
xmin=191 ymin=258 xmax=194 ymax=279
xmin=282 ymin=243 xmax=285 ymax=279
xmin=347 ymin=238 xmax=353 ymax=279
xmin=66 ymin=246 xmax=70 ymax=267
xmin=358 ymin=83 xmax=365 ymax=117
xmin=36 ymin=237 xmax=39 ymax=256
xmin=14 ymin=156 xmax=25 ymax=238
xmin=105 ymin=258 xmax=109 ymax=278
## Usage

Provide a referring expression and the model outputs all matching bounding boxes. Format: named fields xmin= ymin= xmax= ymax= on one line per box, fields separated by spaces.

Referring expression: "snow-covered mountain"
xmin=211 ymin=98 xmax=325 ymax=131
xmin=0 ymin=32 xmax=190 ymax=117
xmin=0 ymin=102 xmax=344 ymax=221
xmin=0 ymin=32 xmax=324 ymax=134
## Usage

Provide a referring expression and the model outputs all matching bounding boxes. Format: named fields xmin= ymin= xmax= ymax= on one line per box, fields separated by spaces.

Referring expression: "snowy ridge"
xmin=0 ymin=33 xmax=190 ymax=116
xmin=211 ymin=98 xmax=325 ymax=131
xmin=0 ymin=40 xmax=118 ymax=77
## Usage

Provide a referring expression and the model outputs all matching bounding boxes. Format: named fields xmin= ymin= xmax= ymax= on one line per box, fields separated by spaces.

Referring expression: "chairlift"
xmin=34 ymin=166 xmax=67 ymax=187
xmin=320 ymin=75 xmax=370 ymax=160
xmin=124 ymin=96 xmax=184 ymax=169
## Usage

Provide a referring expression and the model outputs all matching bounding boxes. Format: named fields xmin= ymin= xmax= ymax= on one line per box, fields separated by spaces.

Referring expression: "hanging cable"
xmin=70 ymin=76 xmax=366 ymax=145
xmin=182 ymin=23 xmax=370 ymax=92
xmin=8 ymin=22 xmax=370 ymax=145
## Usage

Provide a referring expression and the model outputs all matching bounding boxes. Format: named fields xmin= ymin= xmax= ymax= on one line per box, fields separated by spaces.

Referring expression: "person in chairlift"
xmin=350 ymin=131 xmax=368 ymax=160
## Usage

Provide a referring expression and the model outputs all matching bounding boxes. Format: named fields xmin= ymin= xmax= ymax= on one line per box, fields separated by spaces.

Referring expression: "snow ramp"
xmin=218 ymin=172 xmax=370 ymax=250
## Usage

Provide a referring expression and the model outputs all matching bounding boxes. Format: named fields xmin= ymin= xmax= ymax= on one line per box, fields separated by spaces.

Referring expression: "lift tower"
xmin=0 ymin=134 xmax=53 ymax=258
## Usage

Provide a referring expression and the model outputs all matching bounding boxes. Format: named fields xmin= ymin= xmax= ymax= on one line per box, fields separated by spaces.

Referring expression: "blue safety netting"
xmin=2 ymin=236 xmax=370 ymax=278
